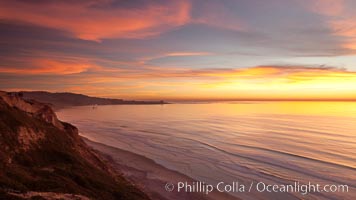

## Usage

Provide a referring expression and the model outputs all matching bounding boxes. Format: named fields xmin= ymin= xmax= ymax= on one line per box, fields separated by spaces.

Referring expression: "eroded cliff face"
xmin=0 ymin=91 xmax=64 ymax=130
xmin=0 ymin=91 xmax=149 ymax=200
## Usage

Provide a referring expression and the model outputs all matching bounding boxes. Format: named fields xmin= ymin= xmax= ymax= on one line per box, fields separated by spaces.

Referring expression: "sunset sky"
xmin=1 ymin=0 xmax=356 ymax=100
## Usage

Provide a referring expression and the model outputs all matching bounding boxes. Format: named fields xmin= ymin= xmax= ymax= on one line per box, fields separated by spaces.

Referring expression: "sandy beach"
xmin=83 ymin=137 xmax=238 ymax=200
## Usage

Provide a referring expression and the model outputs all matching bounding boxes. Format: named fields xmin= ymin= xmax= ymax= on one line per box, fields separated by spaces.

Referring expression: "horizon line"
xmin=5 ymin=90 xmax=356 ymax=102
xmin=168 ymin=98 xmax=356 ymax=102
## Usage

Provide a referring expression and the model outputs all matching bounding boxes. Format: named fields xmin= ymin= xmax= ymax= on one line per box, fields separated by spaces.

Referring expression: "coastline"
xmin=82 ymin=136 xmax=239 ymax=200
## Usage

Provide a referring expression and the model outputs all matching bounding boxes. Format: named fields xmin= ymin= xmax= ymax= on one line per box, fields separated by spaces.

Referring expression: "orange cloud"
xmin=0 ymin=0 xmax=191 ymax=41
xmin=0 ymin=59 xmax=97 ymax=75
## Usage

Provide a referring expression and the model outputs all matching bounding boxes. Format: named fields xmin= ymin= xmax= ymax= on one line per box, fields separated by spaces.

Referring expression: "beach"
xmin=83 ymin=137 xmax=237 ymax=200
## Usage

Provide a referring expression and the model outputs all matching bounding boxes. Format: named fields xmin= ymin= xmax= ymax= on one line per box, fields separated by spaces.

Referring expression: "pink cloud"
xmin=0 ymin=0 xmax=191 ymax=41
xmin=307 ymin=0 xmax=345 ymax=16
xmin=329 ymin=19 xmax=356 ymax=50
xmin=300 ymin=0 xmax=356 ymax=51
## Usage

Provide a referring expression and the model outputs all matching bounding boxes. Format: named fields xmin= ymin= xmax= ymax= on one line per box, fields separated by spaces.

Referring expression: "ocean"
xmin=57 ymin=102 xmax=356 ymax=200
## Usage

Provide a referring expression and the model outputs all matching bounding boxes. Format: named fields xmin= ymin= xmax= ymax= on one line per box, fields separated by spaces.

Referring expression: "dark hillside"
xmin=17 ymin=91 xmax=165 ymax=109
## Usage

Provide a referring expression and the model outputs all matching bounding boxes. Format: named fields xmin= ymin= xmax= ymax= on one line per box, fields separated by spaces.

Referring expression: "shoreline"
xmin=82 ymin=136 xmax=239 ymax=200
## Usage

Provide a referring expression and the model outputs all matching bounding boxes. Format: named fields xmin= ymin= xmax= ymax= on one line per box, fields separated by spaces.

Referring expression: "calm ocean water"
xmin=57 ymin=102 xmax=356 ymax=200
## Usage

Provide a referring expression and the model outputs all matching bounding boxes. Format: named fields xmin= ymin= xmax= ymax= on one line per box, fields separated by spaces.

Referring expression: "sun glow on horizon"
xmin=44 ymin=65 xmax=356 ymax=101
xmin=196 ymin=66 xmax=356 ymax=100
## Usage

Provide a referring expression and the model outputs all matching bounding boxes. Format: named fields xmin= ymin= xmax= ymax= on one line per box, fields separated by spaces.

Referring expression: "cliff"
xmin=0 ymin=91 xmax=150 ymax=200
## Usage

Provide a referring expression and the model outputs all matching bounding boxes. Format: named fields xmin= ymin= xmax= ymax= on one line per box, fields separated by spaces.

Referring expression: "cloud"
xmin=307 ymin=0 xmax=345 ymax=16
xmin=191 ymin=0 xmax=245 ymax=31
xmin=2 ymin=64 xmax=356 ymax=99
xmin=183 ymin=65 xmax=354 ymax=81
xmin=165 ymin=52 xmax=213 ymax=57
xmin=0 ymin=0 xmax=191 ymax=41
xmin=0 ymin=0 xmax=248 ymax=42
xmin=49 ymin=64 xmax=356 ymax=100
xmin=0 ymin=58 xmax=98 ymax=75
xmin=329 ymin=19 xmax=356 ymax=50
xmin=301 ymin=0 xmax=356 ymax=52
xmin=138 ymin=51 xmax=214 ymax=65
xmin=66 ymin=64 xmax=356 ymax=82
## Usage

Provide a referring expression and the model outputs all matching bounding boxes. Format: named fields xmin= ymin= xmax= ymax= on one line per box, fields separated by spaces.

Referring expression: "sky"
xmin=1 ymin=0 xmax=356 ymax=100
